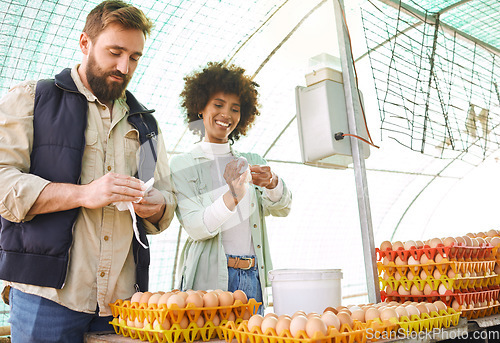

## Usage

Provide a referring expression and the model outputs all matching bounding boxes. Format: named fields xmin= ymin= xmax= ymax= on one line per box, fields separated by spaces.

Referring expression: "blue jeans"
xmin=9 ymin=287 xmax=113 ymax=343
xmin=226 ymin=254 xmax=264 ymax=315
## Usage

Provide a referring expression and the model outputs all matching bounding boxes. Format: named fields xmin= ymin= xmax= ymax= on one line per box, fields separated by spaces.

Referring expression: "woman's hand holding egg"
xmin=250 ymin=165 xmax=278 ymax=189
xmin=224 ymin=159 xmax=250 ymax=204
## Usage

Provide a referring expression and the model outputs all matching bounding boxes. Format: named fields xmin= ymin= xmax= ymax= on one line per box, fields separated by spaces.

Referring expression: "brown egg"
xmin=462 ymin=236 xmax=473 ymax=247
xmin=185 ymin=292 xmax=203 ymax=316
xmin=433 ymin=300 xmax=447 ymax=312
xmin=212 ymin=314 xmax=221 ymax=326
xmin=167 ymin=293 xmax=186 ymax=309
xmin=420 ymin=254 xmax=430 ymax=264
xmin=466 ymin=233 xmax=476 ymax=238
xmin=321 ymin=311 xmax=340 ymax=330
xmin=247 ymin=314 xmax=264 ymax=331
xmin=404 ymin=305 xmax=420 ymax=317
xmin=392 ymin=241 xmax=404 ymax=250
xmin=438 ymin=284 xmax=449 ymax=295
xmin=380 ymin=307 xmax=398 ymax=321
xmin=422 ymin=284 xmax=433 ymax=296
xmin=177 ymin=291 xmax=189 ymax=301
xmin=179 ymin=315 xmax=189 ymax=329
xmin=416 ymin=303 xmax=429 ymax=315
xmin=153 ymin=317 xmax=171 ymax=330
xmin=404 ymin=240 xmax=417 ymax=250
xmin=265 ymin=313 xmax=279 ymax=319
xmin=185 ymin=292 xmax=203 ymax=307
xmin=275 ymin=316 xmax=291 ymax=335
xmin=434 ymin=254 xmax=447 ymax=263
xmin=364 ymin=308 xmax=381 ymax=322
xmin=476 ymin=237 xmax=486 ymax=247
xmin=336 ymin=312 xmax=353 ymax=328
xmin=290 ymin=315 xmax=308 ymax=337
xmin=323 ymin=306 xmax=338 ymax=314
xmin=407 ymin=271 xmax=416 ymax=280
xmin=147 ymin=292 xmax=162 ymax=306
xmin=350 ymin=309 xmax=365 ymax=322
xmin=233 ymin=290 xmax=248 ymax=304
xmin=425 ymin=303 xmax=438 ymax=314
xmin=395 ymin=306 xmax=409 ymax=319
xmin=261 ymin=316 xmax=278 ymax=334
xmin=486 ymin=229 xmax=498 ymax=237
xmin=442 ymin=237 xmax=457 ymax=247
xmin=157 ymin=292 xmax=172 ymax=307
xmin=407 ymin=256 xmax=419 ymax=265
xmin=196 ymin=315 xmax=205 ymax=328
xmin=292 ymin=311 xmax=307 ymax=319
xmin=380 ymin=241 xmax=392 ymax=251
xmin=398 ymin=284 xmax=411 ymax=296
xmin=410 ymin=284 xmax=423 ymax=296
xmin=305 ymin=316 xmax=328 ymax=337
xmin=218 ymin=291 xmax=233 ymax=307
xmin=415 ymin=240 xmax=424 ymax=248
xmin=428 ymin=238 xmax=443 ymax=248
xmin=134 ymin=316 xmax=145 ymax=329
xmin=395 ymin=256 xmax=406 ymax=265
xmin=454 ymin=236 xmax=465 ymax=245
xmin=203 ymin=291 xmax=218 ymax=307
xmin=130 ymin=291 xmax=143 ymax=304
xmin=139 ymin=291 xmax=153 ymax=305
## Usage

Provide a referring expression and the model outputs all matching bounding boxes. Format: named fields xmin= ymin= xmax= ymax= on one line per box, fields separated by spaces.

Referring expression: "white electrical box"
xmin=295 ymin=77 xmax=370 ymax=169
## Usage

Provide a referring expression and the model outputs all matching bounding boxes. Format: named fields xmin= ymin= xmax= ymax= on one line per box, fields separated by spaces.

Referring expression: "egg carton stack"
xmin=376 ymin=230 xmax=500 ymax=320
xmin=109 ymin=289 xmax=261 ymax=343
xmin=221 ymin=302 xmax=460 ymax=343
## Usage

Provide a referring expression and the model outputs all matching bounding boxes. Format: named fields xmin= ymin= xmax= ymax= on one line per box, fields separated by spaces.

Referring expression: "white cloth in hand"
xmin=114 ymin=177 xmax=154 ymax=249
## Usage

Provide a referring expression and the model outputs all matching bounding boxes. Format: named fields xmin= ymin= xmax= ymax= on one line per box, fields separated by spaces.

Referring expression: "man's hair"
xmin=180 ymin=61 xmax=260 ymax=143
xmin=83 ymin=0 xmax=153 ymax=41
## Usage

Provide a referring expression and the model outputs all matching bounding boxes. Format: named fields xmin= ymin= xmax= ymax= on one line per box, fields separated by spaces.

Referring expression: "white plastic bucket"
xmin=268 ymin=269 xmax=342 ymax=316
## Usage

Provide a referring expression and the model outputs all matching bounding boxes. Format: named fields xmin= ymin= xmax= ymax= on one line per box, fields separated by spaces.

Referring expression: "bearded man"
xmin=0 ymin=1 xmax=176 ymax=342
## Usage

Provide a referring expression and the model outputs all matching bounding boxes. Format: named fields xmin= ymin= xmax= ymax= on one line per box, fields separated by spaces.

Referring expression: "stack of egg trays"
xmin=221 ymin=318 xmax=397 ymax=343
xmin=109 ymin=298 xmax=261 ymax=343
xmin=377 ymin=244 xmax=500 ymax=319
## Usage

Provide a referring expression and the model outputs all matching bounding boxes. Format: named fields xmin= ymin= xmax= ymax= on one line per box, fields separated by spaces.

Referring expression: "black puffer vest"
xmin=0 ymin=68 xmax=157 ymax=291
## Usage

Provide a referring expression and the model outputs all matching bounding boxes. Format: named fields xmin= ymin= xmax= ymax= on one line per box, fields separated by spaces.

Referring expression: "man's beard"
xmin=86 ymin=52 xmax=131 ymax=103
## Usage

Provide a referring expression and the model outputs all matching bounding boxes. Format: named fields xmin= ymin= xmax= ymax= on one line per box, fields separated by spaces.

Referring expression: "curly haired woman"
xmin=170 ymin=62 xmax=292 ymax=312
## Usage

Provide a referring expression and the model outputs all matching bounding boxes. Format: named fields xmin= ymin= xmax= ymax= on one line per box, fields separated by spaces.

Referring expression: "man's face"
xmin=84 ymin=23 xmax=145 ymax=103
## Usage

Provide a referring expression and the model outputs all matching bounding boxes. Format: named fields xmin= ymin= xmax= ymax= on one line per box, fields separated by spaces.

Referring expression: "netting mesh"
xmin=361 ymin=0 xmax=500 ymax=164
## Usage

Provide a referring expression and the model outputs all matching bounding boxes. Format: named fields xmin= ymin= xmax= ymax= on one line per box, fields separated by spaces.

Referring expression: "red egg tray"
xmin=376 ymin=243 xmax=495 ymax=263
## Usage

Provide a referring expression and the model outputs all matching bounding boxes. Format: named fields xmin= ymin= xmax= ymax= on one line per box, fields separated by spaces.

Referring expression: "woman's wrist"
xmin=266 ymin=173 xmax=279 ymax=189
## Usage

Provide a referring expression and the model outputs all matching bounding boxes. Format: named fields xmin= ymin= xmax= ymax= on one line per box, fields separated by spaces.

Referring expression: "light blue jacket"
xmin=169 ymin=144 xmax=292 ymax=305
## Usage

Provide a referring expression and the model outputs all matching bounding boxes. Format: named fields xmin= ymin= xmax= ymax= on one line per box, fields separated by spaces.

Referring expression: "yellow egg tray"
xmin=220 ymin=319 xmax=398 ymax=343
xmin=377 ymin=260 xmax=496 ymax=278
xmin=394 ymin=308 xmax=460 ymax=335
xmin=109 ymin=318 xmax=231 ymax=343
xmin=381 ymin=288 xmax=500 ymax=308
xmin=109 ymin=298 xmax=261 ymax=325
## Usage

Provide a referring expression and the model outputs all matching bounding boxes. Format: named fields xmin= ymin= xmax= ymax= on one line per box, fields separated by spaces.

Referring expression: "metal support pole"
xmin=333 ymin=0 xmax=381 ymax=303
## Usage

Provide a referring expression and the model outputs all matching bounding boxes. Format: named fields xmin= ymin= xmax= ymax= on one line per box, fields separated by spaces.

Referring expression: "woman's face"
xmin=201 ymin=91 xmax=241 ymax=143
